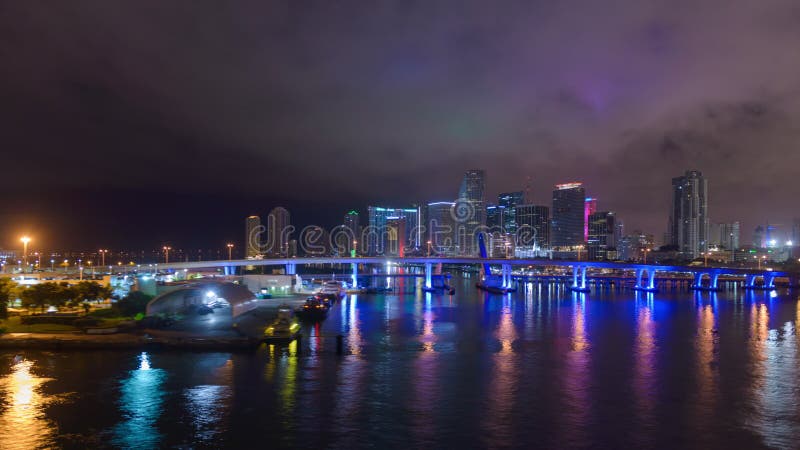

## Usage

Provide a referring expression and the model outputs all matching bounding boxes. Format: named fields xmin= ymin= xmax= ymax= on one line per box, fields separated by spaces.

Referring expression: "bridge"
xmin=152 ymin=257 xmax=798 ymax=292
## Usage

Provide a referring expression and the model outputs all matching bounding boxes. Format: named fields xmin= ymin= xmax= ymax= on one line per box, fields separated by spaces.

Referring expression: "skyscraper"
xmin=426 ymin=202 xmax=455 ymax=256
xmin=245 ymin=215 xmax=262 ymax=259
xmin=713 ymin=222 xmax=740 ymax=250
xmin=266 ymin=207 xmax=291 ymax=257
xmin=344 ymin=210 xmax=360 ymax=253
xmin=668 ymin=170 xmax=709 ymax=259
xmin=587 ymin=211 xmax=616 ymax=260
xmin=498 ymin=191 xmax=524 ymax=234
xmin=584 ymin=197 xmax=597 ymax=242
xmin=456 ymin=169 xmax=486 ymax=256
xmin=514 ymin=204 xmax=549 ymax=254
xmin=551 ymin=183 xmax=586 ymax=248
xmin=366 ymin=206 xmax=420 ymax=255
xmin=486 ymin=204 xmax=505 ymax=229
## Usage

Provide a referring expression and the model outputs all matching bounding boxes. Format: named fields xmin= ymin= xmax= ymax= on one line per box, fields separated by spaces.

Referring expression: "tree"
xmin=68 ymin=281 xmax=112 ymax=307
xmin=0 ymin=278 xmax=16 ymax=319
xmin=115 ymin=291 xmax=153 ymax=317
xmin=21 ymin=283 xmax=68 ymax=313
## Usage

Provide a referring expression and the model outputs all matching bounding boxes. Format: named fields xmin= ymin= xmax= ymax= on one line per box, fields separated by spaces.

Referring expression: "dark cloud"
xmin=1 ymin=0 xmax=799 ymax=249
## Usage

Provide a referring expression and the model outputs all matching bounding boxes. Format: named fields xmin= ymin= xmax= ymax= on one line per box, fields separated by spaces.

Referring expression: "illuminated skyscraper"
xmin=551 ymin=183 xmax=586 ymax=248
xmin=366 ymin=206 xmax=420 ymax=256
xmin=344 ymin=210 xmax=360 ymax=238
xmin=587 ymin=211 xmax=616 ymax=260
xmin=426 ymin=202 xmax=455 ymax=256
xmin=498 ymin=191 xmax=524 ymax=234
xmin=245 ymin=215 xmax=262 ymax=258
xmin=515 ymin=204 xmax=549 ymax=252
xmin=266 ymin=207 xmax=291 ymax=257
xmin=584 ymin=198 xmax=597 ymax=242
xmin=456 ymin=169 xmax=486 ymax=256
xmin=668 ymin=170 xmax=709 ymax=258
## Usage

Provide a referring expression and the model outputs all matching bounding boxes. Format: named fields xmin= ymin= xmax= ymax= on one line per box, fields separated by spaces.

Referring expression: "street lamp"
xmin=50 ymin=259 xmax=54 ymax=271
xmin=20 ymin=236 xmax=30 ymax=273
xmin=576 ymin=245 xmax=584 ymax=261
xmin=99 ymin=249 xmax=108 ymax=267
xmin=642 ymin=248 xmax=651 ymax=264
xmin=226 ymin=243 xmax=234 ymax=261
xmin=352 ymin=240 xmax=358 ymax=257
xmin=63 ymin=259 xmax=69 ymax=273
xmin=163 ymin=246 xmax=172 ymax=264
xmin=427 ymin=240 xmax=432 ymax=257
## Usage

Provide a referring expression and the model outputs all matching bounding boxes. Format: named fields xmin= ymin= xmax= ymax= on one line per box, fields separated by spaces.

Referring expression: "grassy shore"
xmin=0 ymin=315 xmax=135 ymax=334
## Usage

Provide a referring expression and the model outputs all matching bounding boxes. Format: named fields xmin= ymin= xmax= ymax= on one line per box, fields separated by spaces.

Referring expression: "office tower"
xmin=344 ymin=210 xmax=360 ymax=237
xmin=514 ymin=204 xmax=550 ymax=251
xmin=456 ymin=169 xmax=486 ymax=256
xmin=753 ymin=225 xmax=765 ymax=248
xmin=245 ymin=215 xmax=262 ymax=258
xmin=668 ymin=170 xmax=709 ymax=258
xmin=587 ymin=211 xmax=616 ymax=260
xmin=366 ymin=206 xmax=420 ymax=255
xmin=266 ymin=207 xmax=291 ymax=257
xmin=551 ymin=183 xmax=586 ymax=248
xmin=385 ymin=217 xmax=407 ymax=257
xmin=498 ymin=191 xmax=524 ymax=234
xmin=486 ymin=204 xmax=505 ymax=229
xmin=713 ymin=222 xmax=740 ymax=250
xmin=584 ymin=198 xmax=597 ymax=242
xmin=426 ymin=202 xmax=455 ymax=256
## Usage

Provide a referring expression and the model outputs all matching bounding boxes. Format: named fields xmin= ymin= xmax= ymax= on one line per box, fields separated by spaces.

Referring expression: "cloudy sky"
xmin=1 ymin=0 xmax=799 ymax=250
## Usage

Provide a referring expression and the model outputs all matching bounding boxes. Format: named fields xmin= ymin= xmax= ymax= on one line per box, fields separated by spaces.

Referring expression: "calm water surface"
xmin=0 ymin=278 xmax=799 ymax=449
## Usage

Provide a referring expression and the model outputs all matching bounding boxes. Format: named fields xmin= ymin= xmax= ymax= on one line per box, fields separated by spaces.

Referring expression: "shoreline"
xmin=0 ymin=331 xmax=263 ymax=351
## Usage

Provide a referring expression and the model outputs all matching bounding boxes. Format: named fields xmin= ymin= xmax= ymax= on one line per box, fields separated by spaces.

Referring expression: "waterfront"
xmin=0 ymin=278 xmax=798 ymax=449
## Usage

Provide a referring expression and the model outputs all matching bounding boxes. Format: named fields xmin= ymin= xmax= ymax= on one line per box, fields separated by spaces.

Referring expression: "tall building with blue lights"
xmin=426 ymin=202 xmax=455 ymax=256
xmin=498 ymin=191 xmax=524 ymax=234
xmin=366 ymin=206 xmax=420 ymax=256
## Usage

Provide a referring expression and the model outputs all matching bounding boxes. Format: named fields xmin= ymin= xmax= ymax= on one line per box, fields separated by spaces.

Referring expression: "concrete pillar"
xmin=285 ymin=263 xmax=296 ymax=275
xmin=580 ymin=266 xmax=587 ymax=289
xmin=635 ymin=269 xmax=644 ymax=289
xmin=572 ymin=266 xmax=579 ymax=288
xmin=425 ymin=263 xmax=432 ymax=289
xmin=765 ymin=274 xmax=776 ymax=289
xmin=648 ymin=270 xmax=656 ymax=290
xmin=710 ymin=273 xmax=720 ymax=290
xmin=693 ymin=272 xmax=704 ymax=289
xmin=351 ymin=263 xmax=358 ymax=288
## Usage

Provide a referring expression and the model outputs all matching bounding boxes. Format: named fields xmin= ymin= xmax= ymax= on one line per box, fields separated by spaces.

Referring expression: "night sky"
xmin=2 ymin=1 xmax=799 ymax=252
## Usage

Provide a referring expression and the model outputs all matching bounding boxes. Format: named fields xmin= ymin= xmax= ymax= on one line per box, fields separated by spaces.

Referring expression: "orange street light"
xmin=226 ymin=243 xmax=234 ymax=260
xmin=20 ymin=236 xmax=31 ymax=273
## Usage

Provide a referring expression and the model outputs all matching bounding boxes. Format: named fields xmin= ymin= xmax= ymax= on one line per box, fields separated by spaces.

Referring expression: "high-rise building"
xmin=343 ymin=210 xmax=361 ymax=250
xmin=245 ymin=215 xmax=262 ymax=258
xmin=366 ymin=206 xmax=420 ymax=255
xmin=498 ymin=191 xmax=524 ymax=234
xmin=514 ymin=204 xmax=549 ymax=252
xmin=584 ymin=198 xmax=597 ymax=242
xmin=266 ymin=207 xmax=291 ymax=257
xmin=426 ymin=202 xmax=455 ymax=256
xmin=551 ymin=183 xmax=586 ymax=248
xmin=713 ymin=222 xmax=740 ymax=250
xmin=486 ymin=204 xmax=505 ymax=229
xmin=456 ymin=169 xmax=486 ymax=256
xmin=668 ymin=170 xmax=709 ymax=258
xmin=587 ymin=211 xmax=616 ymax=260
xmin=385 ymin=217 xmax=407 ymax=257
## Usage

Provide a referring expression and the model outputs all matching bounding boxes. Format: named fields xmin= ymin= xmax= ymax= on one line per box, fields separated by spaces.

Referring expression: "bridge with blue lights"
xmin=154 ymin=257 xmax=798 ymax=292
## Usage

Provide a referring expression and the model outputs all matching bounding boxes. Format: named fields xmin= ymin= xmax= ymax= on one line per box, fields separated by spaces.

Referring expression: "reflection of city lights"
xmin=0 ymin=357 xmax=56 ymax=449
xmin=139 ymin=352 xmax=151 ymax=370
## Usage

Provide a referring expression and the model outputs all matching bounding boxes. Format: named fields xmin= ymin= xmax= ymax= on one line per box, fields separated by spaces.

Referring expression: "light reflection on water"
xmin=2 ymin=284 xmax=800 ymax=448
xmin=0 ymin=357 xmax=56 ymax=450
xmin=112 ymin=352 xmax=167 ymax=449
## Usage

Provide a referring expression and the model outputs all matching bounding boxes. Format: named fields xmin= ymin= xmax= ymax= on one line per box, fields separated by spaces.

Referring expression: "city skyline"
xmin=3 ymin=2 xmax=800 ymax=250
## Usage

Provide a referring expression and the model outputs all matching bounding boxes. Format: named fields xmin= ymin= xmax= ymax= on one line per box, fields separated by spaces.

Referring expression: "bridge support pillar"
xmin=351 ymin=263 xmax=358 ymax=288
xmin=572 ymin=266 xmax=579 ymax=289
xmin=635 ymin=269 xmax=644 ymax=289
xmin=710 ymin=273 xmax=720 ymax=290
xmin=692 ymin=272 xmax=704 ymax=290
xmin=744 ymin=274 xmax=756 ymax=289
xmin=648 ymin=270 xmax=656 ymax=290
xmin=425 ymin=263 xmax=432 ymax=289
xmin=580 ymin=266 xmax=587 ymax=290
xmin=285 ymin=263 xmax=296 ymax=275
xmin=501 ymin=264 xmax=513 ymax=288
xmin=765 ymin=274 xmax=776 ymax=290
